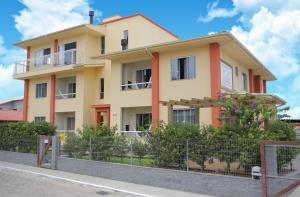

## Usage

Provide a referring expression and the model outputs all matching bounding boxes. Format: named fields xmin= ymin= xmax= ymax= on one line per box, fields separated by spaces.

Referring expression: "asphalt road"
xmin=0 ymin=168 xmax=140 ymax=197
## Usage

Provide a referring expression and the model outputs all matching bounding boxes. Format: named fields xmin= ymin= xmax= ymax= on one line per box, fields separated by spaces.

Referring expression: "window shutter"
xmin=171 ymin=58 xmax=178 ymax=80
xmin=188 ymin=56 xmax=196 ymax=79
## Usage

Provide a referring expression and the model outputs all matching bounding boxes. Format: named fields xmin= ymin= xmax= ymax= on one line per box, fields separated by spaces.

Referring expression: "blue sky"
xmin=0 ymin=0 xmax=300 ymax=118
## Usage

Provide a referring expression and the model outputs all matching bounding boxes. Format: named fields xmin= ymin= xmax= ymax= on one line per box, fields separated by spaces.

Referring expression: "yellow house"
xmin=13 ymin=13 xmax=278 ymax=134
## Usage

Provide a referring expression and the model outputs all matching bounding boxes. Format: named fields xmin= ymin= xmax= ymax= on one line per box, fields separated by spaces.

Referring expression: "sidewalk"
xmin=0 ymin=161 xmax=213 ymax=197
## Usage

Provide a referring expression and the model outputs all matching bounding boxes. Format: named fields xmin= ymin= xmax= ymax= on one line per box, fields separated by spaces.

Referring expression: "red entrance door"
xmin=93 ymin=104 xmax=110 ymax=126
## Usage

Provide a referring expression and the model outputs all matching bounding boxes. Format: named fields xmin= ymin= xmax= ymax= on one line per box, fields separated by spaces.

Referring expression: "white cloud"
xmin=0 ymin=64 xmax=24 ymax=99
xmin=14 ymin=0 xmax=102 ymax=40
xmin=198 ymin=1 xmax=238 ymax=23
xmin=286 ymin=106 xmax=300 ymax=119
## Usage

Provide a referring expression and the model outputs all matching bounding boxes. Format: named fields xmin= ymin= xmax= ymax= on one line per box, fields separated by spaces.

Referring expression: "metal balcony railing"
xmin=14 ymin=49 xmax=84 ymax=75
xmin=121 ymin=81 xmax=152 ymax=90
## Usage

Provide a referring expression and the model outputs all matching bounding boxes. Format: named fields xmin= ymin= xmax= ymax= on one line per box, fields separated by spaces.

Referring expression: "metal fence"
xmin=0 ymin=136 xmax=37 ymax=153
xmin=261 ymin=141 xmax=300 ymax=197
xmin=60 ymin=135 xmax=261 ymax=177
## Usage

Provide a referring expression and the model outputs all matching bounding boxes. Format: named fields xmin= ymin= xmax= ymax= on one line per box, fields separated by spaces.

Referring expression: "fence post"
xmin=51 ymin=136 xmax=59 ymax=170
xmin=89 ymin=137 xmax=92 ymax=160
xmin=186 ymin=140 xmax=189 ymax=171
xmin=130 ymin=138 xmax=133 ymax=165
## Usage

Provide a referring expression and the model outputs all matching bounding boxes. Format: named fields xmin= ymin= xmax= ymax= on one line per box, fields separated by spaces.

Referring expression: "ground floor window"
xmin=34 ymin=116 xmax=46 ymax=122
xmin=173 ymin=109 xmax=195 ymax=124
xmin=136 ymin=113 xmax=152 ymax=130
xmin=67 ymin=117 xmax=75 ymax=131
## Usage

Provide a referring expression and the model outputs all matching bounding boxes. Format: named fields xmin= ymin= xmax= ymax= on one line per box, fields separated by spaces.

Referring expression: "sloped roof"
xmin=0 ymin=96 xmax=23 ymax=105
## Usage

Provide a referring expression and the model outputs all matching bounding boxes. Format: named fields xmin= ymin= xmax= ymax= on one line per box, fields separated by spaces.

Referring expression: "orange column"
xmin=152 ymin=52 xmax=159 ymax=129
xmin=209 ymin=43 xmax=221 ymax=127
xmin=26 ymin=46 xmax=30 ymax=72
xmin=263 ymin=80 xmax=267 ymax=93
xmin=254 ymin=75 xmax=261 ymax=93
xmin=23 ymin=79 xmax=29 ymax=121
xmin=53 ymin=39 xmax=58 ymax=65
xmin=50 ymin=75 xmax=56 ymax=124
xmin=248 ymin=69 xmax=253 ymax=93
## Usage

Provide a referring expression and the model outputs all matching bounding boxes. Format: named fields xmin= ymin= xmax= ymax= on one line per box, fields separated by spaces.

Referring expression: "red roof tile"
xmin=0 ymin=109 xmax=23 ymax=121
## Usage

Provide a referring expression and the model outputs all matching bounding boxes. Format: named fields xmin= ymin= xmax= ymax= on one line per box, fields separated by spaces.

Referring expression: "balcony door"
xmin=93 ymin=104 xmax=110 ymax=126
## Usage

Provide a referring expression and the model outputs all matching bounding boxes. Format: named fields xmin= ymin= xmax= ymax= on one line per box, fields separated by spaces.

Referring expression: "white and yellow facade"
xmin=13 ymin=14 xmax=276 ymax=134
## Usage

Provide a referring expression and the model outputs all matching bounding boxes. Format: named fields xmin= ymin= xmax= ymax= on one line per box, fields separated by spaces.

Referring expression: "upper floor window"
xmin=35 ymin=116 xmax=46 ymax=122
xmin=136 ymin=69 xmax=152 ymax=88
xmin=100 ymin=78 xmax=104 ymax=99
xmin=100 ymin=36 xmax=105 ymax=54
xmin=58 ymin=42 xmax=77 ymax=65
xmin=67 ymin=82 xmax=76 ymax=98
xmin=36 ymin=83 xmax=47 ymax=98
xmin=221 ymin=61 xmax=233 ymax=90
xmin=173 ymin=109 xmax=195 ymax=124
xmin=242 ymin=72 xmax=248 ymax=91
xmin=171 ymin=56 xmax=196 ymax=80
xmin=34 ymin=48 xmax=51 ymax=66
xmin=121 ymin=30 xmax=128 ymax=50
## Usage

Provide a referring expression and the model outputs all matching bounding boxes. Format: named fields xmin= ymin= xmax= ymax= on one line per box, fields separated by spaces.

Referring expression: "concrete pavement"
xmin=0 ymin=161 xmax=213 ymax=197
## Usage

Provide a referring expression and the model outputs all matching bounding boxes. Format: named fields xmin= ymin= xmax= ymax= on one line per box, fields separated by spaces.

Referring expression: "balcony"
xmin=55 ymin=112 xmax=76 ymax=133
xmin=56 ymin=76 xmax=76 ymax=100
xmin=14 ymin=49 xmax=84 ymax=75
xmin=121 ymin=60 xmax=152 ymax=91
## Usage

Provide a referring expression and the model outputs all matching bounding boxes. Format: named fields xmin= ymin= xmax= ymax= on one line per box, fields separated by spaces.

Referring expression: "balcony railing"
xmin=121 ymin=82 xmax=152 ymax=90
xmin=56 ymin=92 xmax=76 ymax=100
xmin=14 ymin=49 xmax=83 ymax=75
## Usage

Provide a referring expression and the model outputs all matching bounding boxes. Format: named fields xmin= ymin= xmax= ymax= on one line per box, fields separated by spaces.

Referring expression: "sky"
xmin=0 ymin=0 xmax=300 ymax=118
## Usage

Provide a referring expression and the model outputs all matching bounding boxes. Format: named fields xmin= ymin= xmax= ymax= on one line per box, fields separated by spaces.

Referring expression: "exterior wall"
xmin=159 ymin=46 xmax=212 ymax=125
xmin=104 ymin=15 xmax=178 ymax=54
xmin=28 ymin=77 xmax=51 ymax=121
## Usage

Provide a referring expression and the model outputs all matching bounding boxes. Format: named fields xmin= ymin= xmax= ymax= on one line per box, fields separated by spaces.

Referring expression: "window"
xmin=122 ymin=30 xmax=128 ymax=50
xmin=100 ymin=78 xmax=104 ymax=99
xmin=136 ymin=69 xmax=152 ymax=88
xmin=100 ymin=36 xmax=105 ymax=54
xmin=173 ymin=109 xmax=196 ymax=124
xmin=221 ymin=61 xmax=233 ymax=90
xmin=67 ymin=82 xmax=76 ymax=98
xmin=235 ymin=67 xmax=239 ymax=77
xmin=58 ymin=42 xmax=77 ymax=65
xmin=34 ymin=48 xmax=51 ymax=66
xmin=35 ymin=116 xmax=46 ymax=122
xmin=36 ymin=83 xmax=47 ymax=98
xmin=67 ymin=117 xmax=75 ymax=131
xmin=136 ymin=113 xmax=152 ymax=130
xmin=171 ymin=56 xmax=195 ymax=80
xmin=242 ymin=72 xmax=248 ymax=91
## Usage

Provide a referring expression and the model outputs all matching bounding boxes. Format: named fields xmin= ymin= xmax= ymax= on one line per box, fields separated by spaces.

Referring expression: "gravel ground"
xmin=0 ymin=168 xmax=141 ymax=197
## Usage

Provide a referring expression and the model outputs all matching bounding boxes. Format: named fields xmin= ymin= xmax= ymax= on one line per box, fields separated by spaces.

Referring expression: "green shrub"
xmin=132 ymin=139 xmax=148 ymax=163
xmin=113 ymin=135 xmax=128 ymax=161
xmin=0 ymin=121 xmax=56 ymax=153
xmin=63 ymin=132 xmax=87 ymax=158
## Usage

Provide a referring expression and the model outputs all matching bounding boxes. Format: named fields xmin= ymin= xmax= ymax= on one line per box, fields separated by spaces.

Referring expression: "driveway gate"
xmin=261 ymin=141 xmax=300 ymax=197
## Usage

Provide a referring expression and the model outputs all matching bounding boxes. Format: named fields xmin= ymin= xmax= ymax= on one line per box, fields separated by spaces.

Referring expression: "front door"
xmin=93 ymin=104 xmax=110 ymax=126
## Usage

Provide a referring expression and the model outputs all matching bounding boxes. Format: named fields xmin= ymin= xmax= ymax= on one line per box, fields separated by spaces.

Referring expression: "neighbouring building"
xmin=0 ymin=96 xmax=23 ymax=122
xmin=13 ymin=13 xmax=280 ymax=135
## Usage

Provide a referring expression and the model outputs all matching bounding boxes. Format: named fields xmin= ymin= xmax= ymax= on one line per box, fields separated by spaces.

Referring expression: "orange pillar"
xmin=152 ymin=52 xmax=159 ymax=129
xmin=50 ymin=75 xmax=56 ymax=124
xmin=254 ymin=75 xmax=261 ymax=93
xmin=23 ymin=79 xmax=29 ymax=121
xmin=53 ymin=39 xmax=58 ymax=65
xmin=209 ymin=43 xmax=221 ymax=127
xmin=248 ymin=69 xmax=253 ymax=93
xmin=26 ymin=46 xmax=30 ymax=72
xmin=263 ymin=80 xmax=267 ymax=93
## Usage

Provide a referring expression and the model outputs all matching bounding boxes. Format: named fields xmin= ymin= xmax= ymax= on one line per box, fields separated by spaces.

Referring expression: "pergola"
xmin=160 ymin=93 xmax=286 ymax=124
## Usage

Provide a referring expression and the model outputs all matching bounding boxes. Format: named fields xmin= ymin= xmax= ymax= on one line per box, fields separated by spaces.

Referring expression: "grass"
xmin=70 ymin=154 xmax=156 ymax=167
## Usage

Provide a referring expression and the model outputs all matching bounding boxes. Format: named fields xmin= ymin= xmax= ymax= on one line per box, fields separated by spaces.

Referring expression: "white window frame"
xmin=171 ymin=56 xmax=196 ymax=81
xmin=242 ymin=72 xmax=248 ymax=91
xmin=36 ymin=83 xmax=47 ymax=98
xmin=35 ymin=116 xmax=46 ymax=122
xmin=173 ymin=109 xmax=196 ymax=124
xmin=221 ymin=61 xmax=233 ymax=90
